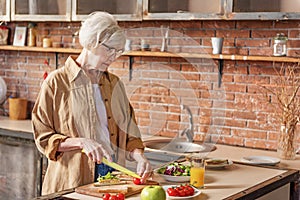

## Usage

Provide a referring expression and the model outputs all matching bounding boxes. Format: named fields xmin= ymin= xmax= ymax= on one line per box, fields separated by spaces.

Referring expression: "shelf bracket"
xmin=218 ymin=59 xmax=224 ymax=87
xmin=55 ymin=52 xmax=59 ymax=69
xmin=129 ymin=56 xmax=134 ymax=81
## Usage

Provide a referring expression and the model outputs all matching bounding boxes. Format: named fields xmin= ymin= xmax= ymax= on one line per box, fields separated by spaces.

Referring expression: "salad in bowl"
xmin=155 ymin=162 xmax=191 ymax=182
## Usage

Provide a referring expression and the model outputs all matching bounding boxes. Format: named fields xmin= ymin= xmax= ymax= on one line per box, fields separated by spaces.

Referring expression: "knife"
xmin=102 ymin=157 xmax=141 ymax=179
xmin=82 ymin=149 xmax=141 ymax=179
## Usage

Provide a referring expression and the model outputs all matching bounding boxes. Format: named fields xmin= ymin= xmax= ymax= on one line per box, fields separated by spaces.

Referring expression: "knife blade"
xmin=102 ymin=158 xmax=141 ymax=179
xmin=81 ymin=149 xmax=141 ymax=179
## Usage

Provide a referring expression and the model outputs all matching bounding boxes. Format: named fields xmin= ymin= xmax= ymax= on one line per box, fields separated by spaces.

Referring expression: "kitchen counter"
xmin=61 ymin=163 xmax=298 ymax=200
xmin=0 ymin=117 xmax=299 ymax=199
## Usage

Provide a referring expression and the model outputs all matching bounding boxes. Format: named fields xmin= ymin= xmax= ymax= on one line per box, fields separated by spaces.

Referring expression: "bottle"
xmin=27 ymin=22 xmax=37 ymax=47
xmin=273 ymin=33 xmax=287 ymax=56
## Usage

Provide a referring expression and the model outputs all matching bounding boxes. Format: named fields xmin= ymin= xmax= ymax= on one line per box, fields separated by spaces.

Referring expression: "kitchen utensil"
xmin=75 ymin=179 xmax=159 ymax=198
xmin=81 ymin=149 xmax=141 ymax=178
xmin=102 ymin=157 xmax=141 ymax=178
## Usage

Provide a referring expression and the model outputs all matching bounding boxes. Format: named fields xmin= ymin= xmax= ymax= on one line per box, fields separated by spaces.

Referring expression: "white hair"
xmin=79 ymin=11 xmax=126 ymax=50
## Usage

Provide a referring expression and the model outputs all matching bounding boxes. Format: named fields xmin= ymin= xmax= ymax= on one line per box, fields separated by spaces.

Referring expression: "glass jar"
xmin=273 ymin=33 xmax=287 ymax=56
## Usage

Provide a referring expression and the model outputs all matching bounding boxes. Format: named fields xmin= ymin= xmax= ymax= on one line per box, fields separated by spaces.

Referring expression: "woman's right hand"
xmin=79 ymin=138 xmax=112 ymax=163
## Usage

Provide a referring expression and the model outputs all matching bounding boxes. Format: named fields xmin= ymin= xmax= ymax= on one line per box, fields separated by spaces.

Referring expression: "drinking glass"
xmin=190 ymin=157 xmax=205 ymax=188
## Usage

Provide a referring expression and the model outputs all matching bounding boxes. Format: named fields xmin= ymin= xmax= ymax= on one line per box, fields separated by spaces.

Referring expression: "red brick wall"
xmin=1 ymin=20 xmax=300 ymax=152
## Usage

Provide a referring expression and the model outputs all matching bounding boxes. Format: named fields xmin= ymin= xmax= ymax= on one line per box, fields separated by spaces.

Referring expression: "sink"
xmin=143 ymin=138 xmax=216 ymax=154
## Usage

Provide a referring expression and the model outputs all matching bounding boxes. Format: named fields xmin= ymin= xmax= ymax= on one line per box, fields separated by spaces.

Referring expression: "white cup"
xmin=211 ymin=37 xmax=224 ymax=54
xmin=125 ymin=39 xmax=131 ymax=51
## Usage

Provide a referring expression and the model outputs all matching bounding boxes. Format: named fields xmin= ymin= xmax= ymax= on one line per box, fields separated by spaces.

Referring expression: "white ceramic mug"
xmin=211 ymin=37 xmax=224 ymax=54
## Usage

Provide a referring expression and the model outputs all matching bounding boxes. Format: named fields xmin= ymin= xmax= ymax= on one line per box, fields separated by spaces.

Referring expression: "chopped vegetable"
xmin=157 ymin=162 xmax=191 ymax=176
xmin=97 ymin=172 xmax=119 ymax=183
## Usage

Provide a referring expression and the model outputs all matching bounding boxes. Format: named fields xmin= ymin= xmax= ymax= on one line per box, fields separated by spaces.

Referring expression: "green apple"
xmin=141 ymin=185 xmax=166 ymax=200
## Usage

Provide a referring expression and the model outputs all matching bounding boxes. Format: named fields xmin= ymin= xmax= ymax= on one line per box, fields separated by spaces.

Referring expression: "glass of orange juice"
xmin=190 ymin=157 xmax=205 ymax=188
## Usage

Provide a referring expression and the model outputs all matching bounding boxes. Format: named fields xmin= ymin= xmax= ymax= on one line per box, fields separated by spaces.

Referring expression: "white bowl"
xmin=155 ymin=171 xmax=190 ymax=182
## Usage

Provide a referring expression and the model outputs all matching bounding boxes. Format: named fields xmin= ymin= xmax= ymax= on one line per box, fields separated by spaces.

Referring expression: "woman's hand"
xmin=58 ymin=137 xmax=112 ymax=163
xmin=131 ymin=149 xmax=152 ymax=183
xmin=80 ymin=138 xmax=112 ymax=163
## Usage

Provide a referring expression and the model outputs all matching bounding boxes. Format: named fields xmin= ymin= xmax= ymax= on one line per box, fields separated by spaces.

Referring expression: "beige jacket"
xmin=32 ymin=56 xmax=144 ymax=195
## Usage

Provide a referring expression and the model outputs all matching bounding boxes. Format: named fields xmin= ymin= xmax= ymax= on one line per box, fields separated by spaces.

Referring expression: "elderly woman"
xmin=32 ymin=11 xmax=152 ymax=195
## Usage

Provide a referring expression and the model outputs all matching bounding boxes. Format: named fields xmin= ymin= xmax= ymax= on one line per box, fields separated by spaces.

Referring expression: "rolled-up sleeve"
xmin=32 ymin=79 xmax=68 ymax=161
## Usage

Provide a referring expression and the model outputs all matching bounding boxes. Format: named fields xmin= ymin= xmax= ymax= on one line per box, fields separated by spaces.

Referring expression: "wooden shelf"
xmin=0 ymin=46 xmax=299 ymax=63
xmin=124 ymin=51 xmax=300 ymax=63
xmin=0 ymin=45 xmax=82 ymax=54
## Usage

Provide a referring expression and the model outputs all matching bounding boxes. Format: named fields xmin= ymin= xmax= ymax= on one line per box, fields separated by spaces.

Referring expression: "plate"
xmin=0 ymin=77 xmax=7 ymax=104
xmin=205 ymin=158 xmax=233 ymax=169
xmin=163 ymin=185 xmax=201 ymax=200
xmin=240 ymin=156 xmax=280 ymax=166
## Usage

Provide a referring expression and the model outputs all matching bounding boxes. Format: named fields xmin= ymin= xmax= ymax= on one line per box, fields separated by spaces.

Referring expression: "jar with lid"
xmin=273 ymin=33 xmax=287 ymax=56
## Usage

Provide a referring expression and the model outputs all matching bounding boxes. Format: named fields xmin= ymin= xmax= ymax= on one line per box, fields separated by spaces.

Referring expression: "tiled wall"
xmin=1 ymin=20 xmax=300 ymax=152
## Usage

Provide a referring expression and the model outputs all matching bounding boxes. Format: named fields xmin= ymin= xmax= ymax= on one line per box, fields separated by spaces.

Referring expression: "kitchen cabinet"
xmin=0 ymin=0 xmax=300 ymax=22
xmin=0 ymin=0 xmax=9 ymax=21
xmin=71 ymin=0 xmax=143 ymax=21
xmin=143 ymin=0 xmax=300 ymax=20
xmin=143 ymin=0 xmax=224 ymax=20
xmin=0 ymin=128 xmax=43 ymax=200
xmin=230 ymin=0 xmax=300 ymax=20
xmin=10 ymin=0 xmax=71 ymax=21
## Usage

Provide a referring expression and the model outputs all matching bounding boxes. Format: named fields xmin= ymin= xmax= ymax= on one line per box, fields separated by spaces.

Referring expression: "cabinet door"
xmin=71 ymin=0 xmax=142 ymax=21
xmin=231 ymin=0 xmax=300 ymax=20
xmin=0 ymin=0 xmax=10 ymax=21
xmin=143 ymin=0 xmax=225 ymax=20
xmin=11 ymin=0 xmax=71 ymax=21
xmin=0 ymin=135 xmax=42 ymax=199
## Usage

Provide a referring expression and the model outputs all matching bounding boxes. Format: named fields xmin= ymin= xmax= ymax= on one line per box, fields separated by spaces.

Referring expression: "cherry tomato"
xmin=186 ymin=185 xmax=194 ymax=195
xmin=108 ymin=195 xmax=118 ymax=200
xmin=178 ymin=189 xmax=186 ymax=197
xmin=103 ymin=193 xmax=111 ymax=200
xmin=166 ymin=185 xmax=194 ymax=197
xmin=133 ymin=178 xmax=142 ymax=185
xmin=167 ymin=187 xmax=179 ymax=196
xmin=116 ymin=192 xmax=125 ymax=200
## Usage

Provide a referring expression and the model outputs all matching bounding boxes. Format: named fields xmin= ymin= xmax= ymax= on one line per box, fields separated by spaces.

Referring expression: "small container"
xmin=9 ymin=98 xmax=28 ymax=120
xmin=273 ymin=33 xmax=287 ymax=56
xmin=43 ymin=38 xmax=52 ymax=48
xmin=27 ymin=22 xmax=37 ymax=47
xmin=125 ymin=39 xmax=131 ymax=51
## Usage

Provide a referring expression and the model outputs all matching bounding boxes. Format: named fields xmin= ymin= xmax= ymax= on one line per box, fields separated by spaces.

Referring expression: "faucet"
xmin=180 ymin=105 xmax=194 ymax=142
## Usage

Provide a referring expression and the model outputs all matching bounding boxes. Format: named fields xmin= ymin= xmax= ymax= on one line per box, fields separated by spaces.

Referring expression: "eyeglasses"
xmin=101 ymin=43 xmax=124 ymax=58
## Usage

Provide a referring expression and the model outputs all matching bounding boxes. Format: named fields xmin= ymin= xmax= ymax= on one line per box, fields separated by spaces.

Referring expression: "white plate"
xmin=163 ymin=185 xmax=201 ymax=200
xmin=0 ymin=77 xmax=7 ymax=104
xmin=155 ymin=172 xmax=190 ymax=182
xmin=240 ymin=156 xmax=280 ymax=166
xmin=205 ymin=158 xmax=233 ymax=169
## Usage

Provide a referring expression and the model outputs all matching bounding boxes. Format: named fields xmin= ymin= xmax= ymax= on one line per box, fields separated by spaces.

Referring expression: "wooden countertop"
xmin=63 ymin=163 xmax=297 ymax=200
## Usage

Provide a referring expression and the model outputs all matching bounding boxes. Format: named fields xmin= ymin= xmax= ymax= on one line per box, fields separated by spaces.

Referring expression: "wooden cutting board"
xmin=75 ymin=180 xmax=159 ymax=198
